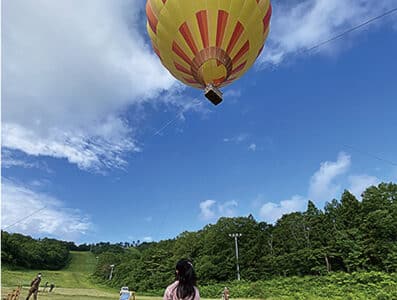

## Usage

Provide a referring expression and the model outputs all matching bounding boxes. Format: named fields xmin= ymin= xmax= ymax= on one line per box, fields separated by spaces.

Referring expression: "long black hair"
xmin=175 ymin=259 xmax=197 ymax=300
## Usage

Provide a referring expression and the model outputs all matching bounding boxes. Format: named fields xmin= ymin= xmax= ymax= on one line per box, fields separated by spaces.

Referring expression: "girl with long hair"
xmin=164 ymin=259 xmax=200 ymax=300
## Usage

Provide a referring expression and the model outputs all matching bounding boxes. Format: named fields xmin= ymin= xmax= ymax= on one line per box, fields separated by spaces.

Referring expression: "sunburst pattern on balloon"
xmin=146 ymin=0 xmax=272 ymax=89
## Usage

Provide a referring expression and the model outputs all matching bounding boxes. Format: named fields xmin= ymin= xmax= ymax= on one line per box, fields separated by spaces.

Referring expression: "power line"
xmin=2 ymin=206 xmax=47 ymax=230
xmin=305 ymin=7 xmax=397 ymax=53
xmin=153 ymin=99 xmax=203 ymax=136
xmin=154 ymin=8 xmax=397 ymax=136
xmin=342 ymin=144 xmax=397 ymax=167
xmin=135 ymin=9 xmax=397 ymax=242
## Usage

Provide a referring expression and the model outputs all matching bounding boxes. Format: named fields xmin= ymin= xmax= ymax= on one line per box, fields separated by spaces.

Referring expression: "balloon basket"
xmin=204 ymin=84 xmax=223 ymax=105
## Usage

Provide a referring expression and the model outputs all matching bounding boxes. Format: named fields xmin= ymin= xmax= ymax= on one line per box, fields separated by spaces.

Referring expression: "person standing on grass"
xmin=164 ymin=259 xmax=200 ymax=300
xmin=222 ymin=287 xmax=229 ymax=300
xmin=26 ymin=273 xmax=42 ymax=300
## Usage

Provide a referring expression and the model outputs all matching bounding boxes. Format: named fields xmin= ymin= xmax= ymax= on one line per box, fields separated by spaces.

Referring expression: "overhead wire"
xmin=156 ymin=6 xmax=397 ymax=135
xmin=305 ymin=7 xmax=397 ymax=53
xmin=153 ymin=99 xmax=203 ymax=136
xmin=139 ymin=98 xmax=205 ymax=240
xmin=123 ymin=7 xmax=397 ymax=242
xmin=140 ymin=6 xmax=397 ymax=240
xmin=342 ymin=144 xmax=397 ymax=167
xmin=2 ymin=206 xmax=47 ymax=230
xmin=301 ymin=7 xmax=397 ymax=168
xmin=6 ymin=6 xmax=395 ymax=238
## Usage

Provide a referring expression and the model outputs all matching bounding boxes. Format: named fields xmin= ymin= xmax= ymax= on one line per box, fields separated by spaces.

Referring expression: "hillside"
xmin=2 ymin=251 xmax=97 ymax=288
xmin=1 ymin=251 xmax=123 ymax=299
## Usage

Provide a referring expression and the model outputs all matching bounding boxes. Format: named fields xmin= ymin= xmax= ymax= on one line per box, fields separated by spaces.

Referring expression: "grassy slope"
xmin=2 ymin=251 xmax=98 ymax=288
xmin=1 ymin=251 xmax=119 ymax=299
xmin=2 ymin=252 xmax=396 ymax=300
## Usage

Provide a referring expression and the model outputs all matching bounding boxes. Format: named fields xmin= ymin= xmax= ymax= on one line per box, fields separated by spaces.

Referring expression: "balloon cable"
xmin=2 ymin=206 xmax=47 ymax=230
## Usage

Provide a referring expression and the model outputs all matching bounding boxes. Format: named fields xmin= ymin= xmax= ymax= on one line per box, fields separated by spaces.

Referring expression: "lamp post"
xmin=229 ymin=233 xmax=242 ymax=281
xmin=109 ymin=264 xmax=115 ymax=280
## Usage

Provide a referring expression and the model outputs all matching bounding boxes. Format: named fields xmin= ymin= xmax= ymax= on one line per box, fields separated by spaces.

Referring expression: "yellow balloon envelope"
xmin=146 ymin=0 xmax=272 ymax=104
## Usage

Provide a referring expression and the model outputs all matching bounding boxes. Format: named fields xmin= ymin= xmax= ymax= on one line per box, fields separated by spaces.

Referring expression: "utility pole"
xmin=109 ymin=264 xmax=115 ymax=280
xmin=229 ymin=233 xmax=242 ymax=281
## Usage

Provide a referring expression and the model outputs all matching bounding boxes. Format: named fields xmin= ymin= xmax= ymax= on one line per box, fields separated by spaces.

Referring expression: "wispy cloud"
xmin=1 ymin=178 xmax=92 ymax=240
xmin=348 ymin=174 xmax=380 ymax=200
xmin=143 ymin=236 xmax=153 ymax=243
xmin=199 ymin=199 xmax=238 ymax=221
xmin=259 ymin=195 xmax=306 ymax=224
xmin=248 ymin=143 xmax=257 ymax=152
xmin=308 ymin=152 xmax=351 ymax=203
xmin=261 ymin=0 xmax=397 ymax=66
xmin=1 ymin=149 xmax=52 ymax=172
xmin=218 ymin=200 xmax=238 ymax=217
xmin=199 ymin=200 xmax=216 ymax=220
xmin=259 ymin=152 xmax=381 ymax=223
xmin=223 ymin=134 xmax=249 ymax=144
xmin=2 ymin=0 xmax=179 ymax=172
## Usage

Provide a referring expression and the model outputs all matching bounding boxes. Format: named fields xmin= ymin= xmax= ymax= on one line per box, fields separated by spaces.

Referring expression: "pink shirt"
xmin=163 ymin=281 xmax=200 ymax=300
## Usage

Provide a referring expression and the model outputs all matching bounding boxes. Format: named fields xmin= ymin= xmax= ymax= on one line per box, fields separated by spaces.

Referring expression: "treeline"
xmin=93 ymin=183 xmax=397 ymax=291
xmin=1 ymin=232 xmax=71 ymax=270
xmin=0 ymin=231 xmax=144 ymax=270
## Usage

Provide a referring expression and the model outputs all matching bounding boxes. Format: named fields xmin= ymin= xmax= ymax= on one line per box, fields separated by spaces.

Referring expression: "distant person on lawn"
xmin=42 ymin=282 xmax=48 ymax=292
xmin=26 ymin=273 xmax=41 ymax=300
xmin=164 ymin=259 xmax=200 ymax=300
xmin=223 ymin=287 xmax=229 ymax=300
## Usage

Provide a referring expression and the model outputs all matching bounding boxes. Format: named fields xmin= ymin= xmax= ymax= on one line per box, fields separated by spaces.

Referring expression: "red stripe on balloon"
xmin=216 ymin=10 xmax=229 ymax=47
xmin=213 ymin=76 xmax=226 ymax=86
xmin=146 ymin=1 xmax=158 ymax=34
xmin=232 ymin=41 xmax=249 ymax=65
xmin=230 ymin=61 xmax=247 ymax=75
xmin=196 ymin=10 xmax=209 ymax=48
xmin=179 ymin=22 xmax=199 ymax=55
xmin=183 ymin=77 xmax=199 ymax=84
xmin=263 ymin=4 xmax=272 ymax=33
xmin=226 ymin=21 xmax=244 ymax=55
xmin=172 ymin=42 xmax=192 ymax=66
xmin=174 ymin=62 xmax=192 ymax=75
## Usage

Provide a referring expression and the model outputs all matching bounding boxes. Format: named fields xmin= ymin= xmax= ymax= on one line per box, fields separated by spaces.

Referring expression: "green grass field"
xmin=1 ymin=251 xmax=118 ymax=299
xmin=2 ymin=252 xmax=397 ymax=300
xmin=2 ymin=251 xmax=100 ymax=288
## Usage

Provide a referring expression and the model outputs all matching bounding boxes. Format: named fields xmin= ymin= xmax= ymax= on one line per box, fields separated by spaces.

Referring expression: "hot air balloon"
xmin=146 ymin=0 xmax=272 ymax=105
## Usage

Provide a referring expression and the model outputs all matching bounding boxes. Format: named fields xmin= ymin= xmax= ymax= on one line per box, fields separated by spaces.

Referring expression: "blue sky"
xmin=2 ymin=0 xmax=397 ymax=244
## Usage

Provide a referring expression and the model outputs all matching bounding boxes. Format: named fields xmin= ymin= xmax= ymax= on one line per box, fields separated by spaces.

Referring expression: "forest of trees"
xmin=2 ymin=182 xmax=396 ymax=292
xmin=1 ymin=232 xmax=71 ymax=270
xmin=93 ymin=183 xmax=397 ymax=291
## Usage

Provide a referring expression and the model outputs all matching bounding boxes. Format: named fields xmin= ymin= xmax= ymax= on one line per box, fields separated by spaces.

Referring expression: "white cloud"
xmin=258 ymin=152 xmax=392 ymax=223
xmin=143 ymin=236 xmax=153 ymax=243
xmin=1 ymin=179 xmax=92 ymax=240
xmin=218 ymin=200 xmax=238 ymax=217
xmin=199 ymin=199 xmax=238 ymax=221
xmin=1 ymin=149 xmax=52 ymax=172
xmin=261 ymin=0 xmax=397 ymax=65
xmin=199 ymin=200 xmax=216 ymax=220
xmin=308 ymin=152 xmax=351 ymax=203
xmin=223 ymin=134 xmax=249 ymax=144
xmin=259 ymin=195 xmax=306 ymax=224
xmin=222 ymin=89 xmax=242 ymax=103
xmin=2 ymin=0 xmax=177 ymax=171
xmin=248 ymin=144 xmax=257 ymax=152
xmin=259 ymin=152 xmax=352 ymax=223
xmin=348 ymin=174 xmax=380 ymax=200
